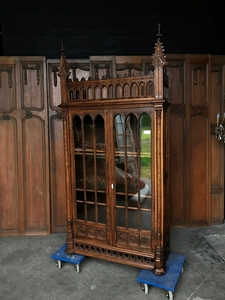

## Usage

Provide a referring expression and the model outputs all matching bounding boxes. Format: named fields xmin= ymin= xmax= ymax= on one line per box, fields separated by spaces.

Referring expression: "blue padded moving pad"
xmin=51 ymin=244 xmax=85 ymax=264
xmin=136 ymin=252 xmax=186 ymax=292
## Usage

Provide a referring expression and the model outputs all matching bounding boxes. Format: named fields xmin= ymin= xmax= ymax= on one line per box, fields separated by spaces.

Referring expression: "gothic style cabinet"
xmin=58 ymin=35 xmax=170 ymax=274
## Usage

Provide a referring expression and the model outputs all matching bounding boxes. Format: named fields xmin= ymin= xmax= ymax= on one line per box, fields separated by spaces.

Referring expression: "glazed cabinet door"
xmin=111 ymin=109 xmax=152 ymax=252
xmin=73 ymin=111 xmax=109 ymax=243
xmin=71 ymin=107 xmax=153 ymax=265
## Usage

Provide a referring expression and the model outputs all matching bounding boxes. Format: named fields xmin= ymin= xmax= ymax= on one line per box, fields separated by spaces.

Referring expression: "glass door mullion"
xmin=92 ymin=118 xmax=98 ymax=224
xmin=124 ymin=115 xmax=129 ymax=229
xmin=81 ymin=118 xmax=87 ymax=222
xmin=137 ymin=116 xmax=141 ymax=232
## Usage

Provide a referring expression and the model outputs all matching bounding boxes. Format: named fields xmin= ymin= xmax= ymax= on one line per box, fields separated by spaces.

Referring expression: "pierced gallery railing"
xmin=67 ymin=76 xmax=155 ymax=101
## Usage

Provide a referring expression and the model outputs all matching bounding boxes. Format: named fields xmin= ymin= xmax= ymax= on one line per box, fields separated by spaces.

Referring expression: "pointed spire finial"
xmin=60 ymin=41 xmax=65 ymax=54
xmin=156 ymin=23 xmax=162 ymax=40
xmin=152 ymin=23 xmax=166 ymax=68
xmin=58 ymin=41 xmax=70 ymax=80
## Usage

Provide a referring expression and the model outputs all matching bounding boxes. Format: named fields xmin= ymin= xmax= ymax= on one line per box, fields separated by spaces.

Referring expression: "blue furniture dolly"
xmin=136 ymin=252 xmax=185 ymax=300
xmin=51 ymin=244 xmax=85 ymax=273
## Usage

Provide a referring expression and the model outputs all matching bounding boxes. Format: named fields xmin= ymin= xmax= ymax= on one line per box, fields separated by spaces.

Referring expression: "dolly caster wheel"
xmin=56 ymin=260 xmax=62 ymax=270
xmin=166 ymin=290 xmax=173 ymax=300
xmin=75 ymin=264 xmax=81 ymax=273
xmin=141 ymin=283 xmax=149 ymax=294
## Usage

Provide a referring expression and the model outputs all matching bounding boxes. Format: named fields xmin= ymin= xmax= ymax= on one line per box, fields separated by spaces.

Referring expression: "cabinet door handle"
xmin=111 ymin=184 xmax=114 ymax=189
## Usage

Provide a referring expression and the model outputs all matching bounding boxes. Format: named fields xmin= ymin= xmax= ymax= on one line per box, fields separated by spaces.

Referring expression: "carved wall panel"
xmin=49 ymin=116 xmax=66 ymax=232
xmin=22 ymin=63 xmax=43 ymax=110
xmin=166 ymin=54 xmax=223 ymax=227
xmin=23 ymin=117 xmax=47 ymax=232
xmin=210 ymin=58 xmax=225 ymax=224
xmin=0 ymin=56 xmax=50 ymax=236
xmin=189 ymin=57 xmax=210 ymax=225
xmin=0 ymin=118 xmax=19 ymax=233
xmin=192 ymin=65 xmax=207 ymax=107
xmin=47 ymin=60 xmax=66 ymax=233
xmin=0 ymin=65 xmax=15 ymax=112
xmin=90 ymin=56 xmax=116 ymax=79
xmin=167 ymin=57 xmax=187 ymax=225
xmin=190 ymin=114 xmax=209 ymax=223
xmin=116 ymin=56 xmax=146 ymax=78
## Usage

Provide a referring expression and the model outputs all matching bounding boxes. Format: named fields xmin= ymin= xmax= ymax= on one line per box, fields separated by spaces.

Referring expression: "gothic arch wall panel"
xmin=188 ymin=57 xmax=210 ymax=225
xmin=0 ymin=56 xmax=50 ymax=236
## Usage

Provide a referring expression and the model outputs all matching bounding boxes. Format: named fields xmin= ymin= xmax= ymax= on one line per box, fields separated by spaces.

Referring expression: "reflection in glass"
xmin=114 ymin=113 xmax=152 ymax=232
xmin=73 ymin=114 xmax=107 ymax=225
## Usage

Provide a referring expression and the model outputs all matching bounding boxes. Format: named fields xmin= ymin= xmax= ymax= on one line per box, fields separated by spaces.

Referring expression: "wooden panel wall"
xmin=188 ymin=55 xmax=210 ymax=226
xmin=168 ymin=54 xmax=225 ymax=226
xmin=1 ymin=54 xmax=224 ymax=236
xmin=166 ymin=55 xmax=187 ymax=226
xmin=168 ymin=55 xmax=211 ymax=226
xmin=0 ymin=57 xmax=50 ymax=236
xmin=210 ymin=56 xmax=225 ymax=224
xmin=47 ymin=60 xmax=66 ymax=233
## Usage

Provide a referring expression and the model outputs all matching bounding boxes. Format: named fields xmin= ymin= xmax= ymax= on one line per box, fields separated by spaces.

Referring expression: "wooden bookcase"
xmin=58 ymin=36 xmax=170 ymax=274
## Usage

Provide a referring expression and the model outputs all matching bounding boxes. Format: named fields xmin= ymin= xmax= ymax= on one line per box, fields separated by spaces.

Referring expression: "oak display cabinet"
xmin=58 ymin=36 xmax=170 ymax=275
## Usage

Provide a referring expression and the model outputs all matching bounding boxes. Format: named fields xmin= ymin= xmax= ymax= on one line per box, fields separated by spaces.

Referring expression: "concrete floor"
xmin=0 ymin=224 xmax=224 ymax=300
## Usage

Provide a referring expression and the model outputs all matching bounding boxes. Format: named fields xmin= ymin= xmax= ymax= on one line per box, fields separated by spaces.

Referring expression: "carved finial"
xmin=58 ymin=41 xmax=70 ymax=80
xmin=152 ymin=24 xmax=167 ymax=68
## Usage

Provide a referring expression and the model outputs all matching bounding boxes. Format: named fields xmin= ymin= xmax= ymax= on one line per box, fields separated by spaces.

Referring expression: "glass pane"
xmin=114 ymin=112 xmax=152 ymax=232
xmin=97 ymin=192 xmax=107 ymax=203
xmin=76 ymin=190 xmax=84 ymax=201
xmin=77 ymin=202 xmax=85 ymax=220
xmin=98 ymin=205 xmax=106 ymax=223
xmin=128 ymin=209 xmax=138 ymax=229
xmin=116 ymin=208 xmax=126 ymax=227
xmin=87 ymin=204 xmax=95 ymax=222
xmin=73 ymin=114 xmax=107 ymax=226
xmin=140 ymin=113 xmax=151 ymax=180
xmin=141 ymin=210 xmax=152 ymax=231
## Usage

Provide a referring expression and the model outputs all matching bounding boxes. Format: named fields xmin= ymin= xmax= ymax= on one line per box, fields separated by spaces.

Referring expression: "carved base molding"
xmin=72 ymin=241 xmax=155 ymax=270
